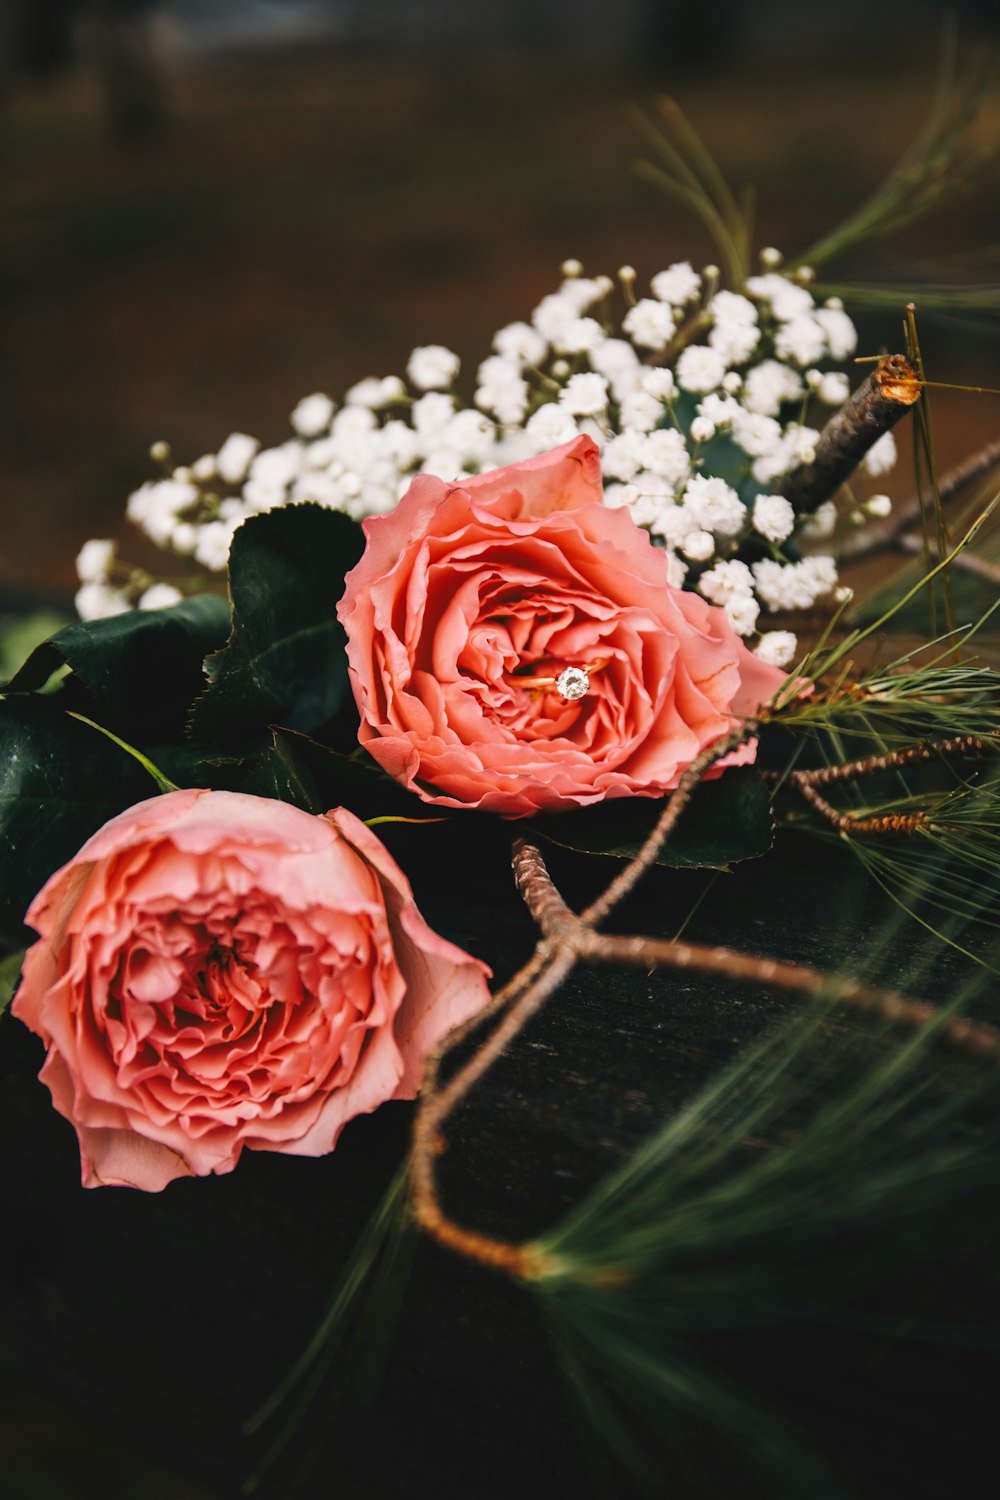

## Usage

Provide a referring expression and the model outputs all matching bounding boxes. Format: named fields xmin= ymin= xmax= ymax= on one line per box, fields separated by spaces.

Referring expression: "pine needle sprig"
xmin=792 ymin=40 xmax=998 ymax=272
xmin=533 ymin=973 xmax=1000 ymax=1493
xmin=631 ymin=97 xmax=753 ymax=286
xmin=243 ymin=1164 xmax=414 ymax=1494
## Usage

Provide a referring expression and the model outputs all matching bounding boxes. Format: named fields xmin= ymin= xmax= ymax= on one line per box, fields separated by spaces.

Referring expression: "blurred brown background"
xmin=4 ymin=0 xmax=1000 ymax=615
xmin=2 ymin=5 xmax=1000 ymax=1495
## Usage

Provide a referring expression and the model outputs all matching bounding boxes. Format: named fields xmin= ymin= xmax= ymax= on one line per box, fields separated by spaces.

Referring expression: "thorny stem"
xmin=781 ymin=355 xmax=921 ymax=515
xmin=408 ymin=723 xmax=1000 ymax=1280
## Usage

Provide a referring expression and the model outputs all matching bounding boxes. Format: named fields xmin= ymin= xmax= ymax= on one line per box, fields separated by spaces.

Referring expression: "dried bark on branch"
xmin=782 ymin=355 xmax=921 ymax=514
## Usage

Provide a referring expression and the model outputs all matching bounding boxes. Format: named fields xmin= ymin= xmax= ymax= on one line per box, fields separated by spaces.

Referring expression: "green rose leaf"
xmin=0 ymin=949 xmax=24 ymax=1016
xmin=3 ymin=594 xmax=231 ymax=741
xmin=528 ymin=766 xmax=774 ymax=871
xmin=189 ymin=505 xmax=365 ymax=750
xmin=0 ymin=697 xmax=160 ymax=947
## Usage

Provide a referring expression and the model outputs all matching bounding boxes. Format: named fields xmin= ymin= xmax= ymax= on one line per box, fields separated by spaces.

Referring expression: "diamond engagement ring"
xmin=503 ymin=660 xmax=605 ymax=702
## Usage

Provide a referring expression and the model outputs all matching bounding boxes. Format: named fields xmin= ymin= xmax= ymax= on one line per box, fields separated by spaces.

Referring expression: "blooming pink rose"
xmin=12 ymin=790 xmax=491 ymax=1191
xmin=338 ymin=435 xmax=788 ymax=816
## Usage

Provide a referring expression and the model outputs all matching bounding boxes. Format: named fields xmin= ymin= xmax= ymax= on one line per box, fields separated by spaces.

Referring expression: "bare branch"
xmin=782 ymin=355 xmax=920 ymax=515
xmin=408 ymin=726 xmax=1000 ymax=1280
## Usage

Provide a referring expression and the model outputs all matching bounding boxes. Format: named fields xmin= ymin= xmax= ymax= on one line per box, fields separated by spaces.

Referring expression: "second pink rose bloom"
xmin=338 ymin=436 xmax=787 ymax=816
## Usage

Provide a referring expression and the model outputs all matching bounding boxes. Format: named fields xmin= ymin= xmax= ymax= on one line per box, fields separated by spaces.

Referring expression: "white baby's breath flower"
xmin=446 ymin=407 xmax=497 ymax=458
xmin=745 ymin=273 xmax=814 ymax=322
xmin=865 ymin=493 xmax=893 ymax=518
xmin=697 ymin=393 xmax=740 ymax=428
xmin=75 ymin=582 xmax=131 ymax=621
xmin=639 ymin=367 xmax=676 ymax=402
xmin=76 ymin=538 xmax=116 ymax=584
xmin=412 ymin=393 xmax=456 ymax=438
xmin=476 ymin=376 xmax=529 ymax=425
xmin=863 ymin=431 xmax=897 ymax=477
xmin=172 ymin=522 xmax=198 ymax=554
xmin=708 ymin=320 xmax=760 ymax=366
xmin=492 ymin=321 xmax=547 ymax=367
xmin=601 ymin=430 xmax=646 ymax=481
xmin=675 ymin=345 xmax=726 ymax=393
xmin=817 ymin=371 xmax=850 ymax=406
xmin=618 ymin=390 xmax=665 ymax=434
xmin=557 ymin=317 xmax=606 ymax=356
xmin=742 ymin=360 xmax=804 ymax=417
xmin=681 ymin=529 xmax=715 ymax=562
xmin=752 ymin=493 xmax=795 ymax=543
xmin=682 ymin=474 xmax=745 ymax=535
xmin=249 ymin=442 xmax=303 ymax=490
xmin=407 ymin=345 xmax=460 ymax=391
xmin=755 ymin=630 xmax=798 ymax=667
xmin=622 ymin=298 xmax=674 ymax=349
xmin=801 ymin=500 xmax=837 ymax=539
xmin=524 ymin=402 xmax=578 ymax=447
xmin=532 ymin=292 xmax=579 ymax=343
xmin=560 ymin=276 xmax=607 ymax=313
xmin=191 ymin=454 xmax=217 ymax=482
xmin=698 ymin=558 xmax=755 ymax=606
xmin=291 ymin=393 xmax=335 ymax=437
xmin=138 ymin=583 xmax=184 ymax=611
xmin=559 ymin=372 xmax=609 ymax=417
xmin=662 ymin=550 xmax=686 ymax=589
xmin=194 ymin=520 xmax=238 ymax=573
xmin=216 ymin=432 xmax=260 ymax=485
xmin=774 ymin=315 xmax=827 ymax=367
xmin=752 ymin=555 xmax=837 ymax=611
xmin=710 ymin=290 xmax=758 ymax=327
xmin=650 ymin=262 xmax=701 ymax=307
xmin=590 ymin=338 xmax=642 ymax=398
xmin=724 ymin=593 xmax=760 ymax=637
xmin=641 ymin=428 xmax=690 ymax=485
xmin=689 ymin=417 xmax=715 ymax=443
xmin=730 ymin=409 xmax=783 ymax=460
xmin=814 ymin=306 xmax=858 ymax=359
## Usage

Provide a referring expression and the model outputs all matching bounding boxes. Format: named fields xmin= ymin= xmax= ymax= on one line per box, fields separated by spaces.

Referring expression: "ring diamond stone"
xmin=555 ymin=666 xmax=591 ymax=701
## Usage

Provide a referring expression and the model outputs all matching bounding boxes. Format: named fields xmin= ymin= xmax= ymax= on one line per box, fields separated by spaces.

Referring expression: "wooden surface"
xmin=3 ymin=827 xmax=999 ymax=1500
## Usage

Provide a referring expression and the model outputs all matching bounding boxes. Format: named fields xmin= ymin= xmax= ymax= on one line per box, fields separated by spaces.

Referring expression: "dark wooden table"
xmin=3 ymin=824 xmax=999 ymax=1500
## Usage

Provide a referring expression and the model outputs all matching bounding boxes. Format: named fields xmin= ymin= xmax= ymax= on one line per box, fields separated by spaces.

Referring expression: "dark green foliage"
xmin=529 ymin=765 xmax=774 ymax=871
xmin=0 ymin=696 xmax=161 ymax=946
xmin=535 ymin=985 xmax=1000 ymax=1494
xmin=3 ymin=594 xmax=230 ymax=742
xmin=190 ymin=505 xmax=365 ymax=751
xmin=0 ymin=949 xmax=24 ymax=1015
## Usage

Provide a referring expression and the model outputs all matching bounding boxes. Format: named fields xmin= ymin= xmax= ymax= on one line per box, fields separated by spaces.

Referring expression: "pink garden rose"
xmin=12 ymin=790 xmax=491 ymax=1190
xmin=338 ymin=435 xmax=788 ymax=816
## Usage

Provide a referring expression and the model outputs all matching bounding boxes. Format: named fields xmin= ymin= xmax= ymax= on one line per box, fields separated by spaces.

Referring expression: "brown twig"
xmin=408 ymin=722 xmax=759 ymax=1277
xmin=781 ymin=734 xmax=996 ymax=835
xmin=516 ymin=842 xmax=1000 ymax=1061
xmin=408 ymin=724 xmax=1000 ymax=1280
xmin=782 ymin=355 xmax=921 ymax=515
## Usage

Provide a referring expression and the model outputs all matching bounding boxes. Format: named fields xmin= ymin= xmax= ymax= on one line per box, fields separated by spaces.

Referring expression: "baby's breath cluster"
xmin=87 ymin=252 xmax=897 ymax=666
